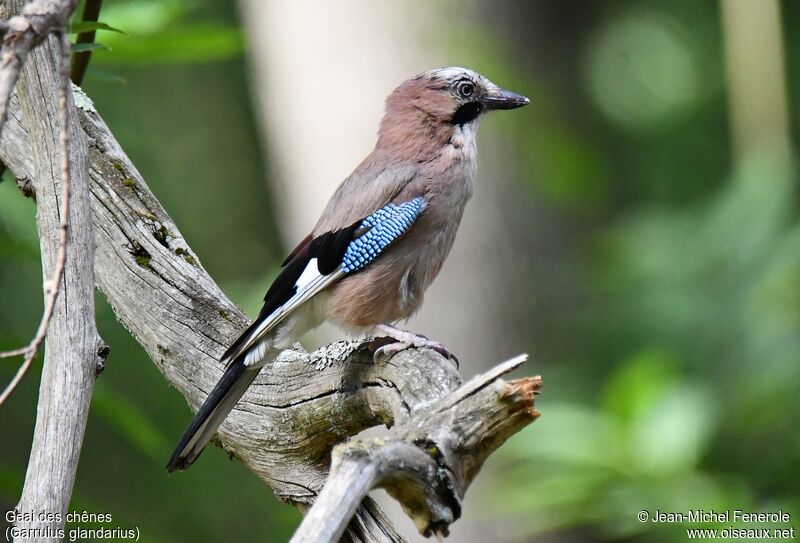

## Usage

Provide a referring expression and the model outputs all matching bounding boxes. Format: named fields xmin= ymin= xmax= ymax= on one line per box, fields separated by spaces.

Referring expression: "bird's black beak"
xmin=483 ymin=86 xmax=530 ymax=110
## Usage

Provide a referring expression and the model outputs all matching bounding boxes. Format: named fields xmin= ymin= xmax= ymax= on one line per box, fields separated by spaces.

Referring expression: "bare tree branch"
xmin=0 ymin=84 xmax=541 ymax=542
xmin=291 ymin=356 xmax=540 ymax=543
xmin=0 ymin=0 xmax=103 ymax=541
xmin=0 ymin=20 xmax=71 ymax=405
xmin=0 ymin=0 xmax=77 ymax=131
xmin=0 ymin=0 xmax=80 ymax=399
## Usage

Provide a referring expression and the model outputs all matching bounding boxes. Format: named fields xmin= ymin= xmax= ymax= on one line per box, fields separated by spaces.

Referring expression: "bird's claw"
xmin=373 ymin=341 xmax=412 ymax=363
xmin=410 ymin=337 xmax=459 ymax=368
xmin=370 ymin=327 xmax=459 ymax=368
xmin=362 ymin=336 xmax=390 ymax=356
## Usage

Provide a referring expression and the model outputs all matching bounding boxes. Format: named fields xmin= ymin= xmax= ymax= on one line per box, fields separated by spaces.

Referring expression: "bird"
xmin=166 ymin=67 xmax=529 ymax=472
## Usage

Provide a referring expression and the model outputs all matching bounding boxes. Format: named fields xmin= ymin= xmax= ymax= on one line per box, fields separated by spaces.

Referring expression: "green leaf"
xmin=71 ymin=42 xmax=111 ymax=53
xmin=70 ymin=21 xmax=126 ymax=35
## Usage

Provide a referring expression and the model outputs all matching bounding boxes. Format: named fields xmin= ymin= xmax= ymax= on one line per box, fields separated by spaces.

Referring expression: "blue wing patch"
xmin=341 ymin=197 xmax=426 ymax=274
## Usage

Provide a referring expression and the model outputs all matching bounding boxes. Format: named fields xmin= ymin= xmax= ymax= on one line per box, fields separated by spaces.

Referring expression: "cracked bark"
xmin=0 ymin=85 xmax=541 ymax=542
xmin=292 ymin=357 xmax=541 ymax=543
xmin=1 ymin=0 xmax=101 ymax=540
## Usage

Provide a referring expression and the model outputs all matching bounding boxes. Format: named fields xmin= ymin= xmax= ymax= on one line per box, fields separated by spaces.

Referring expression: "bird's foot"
xmin=371 ymin=324 xmax=459 ymax=367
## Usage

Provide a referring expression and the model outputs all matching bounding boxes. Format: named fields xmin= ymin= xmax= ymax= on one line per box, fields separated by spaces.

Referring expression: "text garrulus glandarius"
xmin=167 ymin=67 xmax=529 ymax=472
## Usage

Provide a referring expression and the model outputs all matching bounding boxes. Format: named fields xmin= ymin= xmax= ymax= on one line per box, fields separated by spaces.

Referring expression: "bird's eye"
xmin=457 ymin=81 xmax=474 ymax=99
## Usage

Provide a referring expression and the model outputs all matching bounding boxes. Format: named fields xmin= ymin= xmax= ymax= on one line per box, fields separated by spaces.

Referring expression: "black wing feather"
xmin=219 ymin=223 xmax=361 ymax=362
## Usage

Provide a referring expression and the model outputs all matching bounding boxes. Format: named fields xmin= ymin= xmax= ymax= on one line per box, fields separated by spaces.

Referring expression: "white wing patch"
xmin=296 ymin=258 xmax=322 ymax=290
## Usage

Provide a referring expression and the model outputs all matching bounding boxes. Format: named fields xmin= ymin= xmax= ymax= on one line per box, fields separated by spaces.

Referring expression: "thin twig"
xmin=0 ymin=28 xmax=72 ymax=405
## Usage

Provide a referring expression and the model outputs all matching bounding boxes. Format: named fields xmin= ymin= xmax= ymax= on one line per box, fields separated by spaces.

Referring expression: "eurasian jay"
xmin=167 ymin=67 xmax=529 ymax=471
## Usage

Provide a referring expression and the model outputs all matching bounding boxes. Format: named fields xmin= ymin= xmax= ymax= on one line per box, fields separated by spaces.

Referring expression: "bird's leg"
xmin=372 ymin=324 xmax=459 ymax=367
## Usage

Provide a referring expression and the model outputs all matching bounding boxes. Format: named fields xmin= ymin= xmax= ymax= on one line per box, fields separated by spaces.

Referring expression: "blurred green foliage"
xmin=478 ymin=2 xmax=800 ymax=541
xmin=1 ymin=1 xmax=798 ymax=542
xmin=494 ymin=153 xmax=800 ymax=539
xmin=78 ymin=0 xmax=243 ymax=67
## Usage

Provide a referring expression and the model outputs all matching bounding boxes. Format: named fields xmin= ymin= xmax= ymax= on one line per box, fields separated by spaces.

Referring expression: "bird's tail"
xmin=166 ymin=357 xmax=260 ymax=472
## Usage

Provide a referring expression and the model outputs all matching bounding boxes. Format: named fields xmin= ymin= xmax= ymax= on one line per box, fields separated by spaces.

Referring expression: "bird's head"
xmin=378 ymin=67 xmax=529 ymax=159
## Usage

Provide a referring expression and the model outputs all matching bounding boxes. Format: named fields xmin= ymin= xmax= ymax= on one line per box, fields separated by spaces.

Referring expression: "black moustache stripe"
xmin=451 ymin=101 xmax=483 ymax=125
